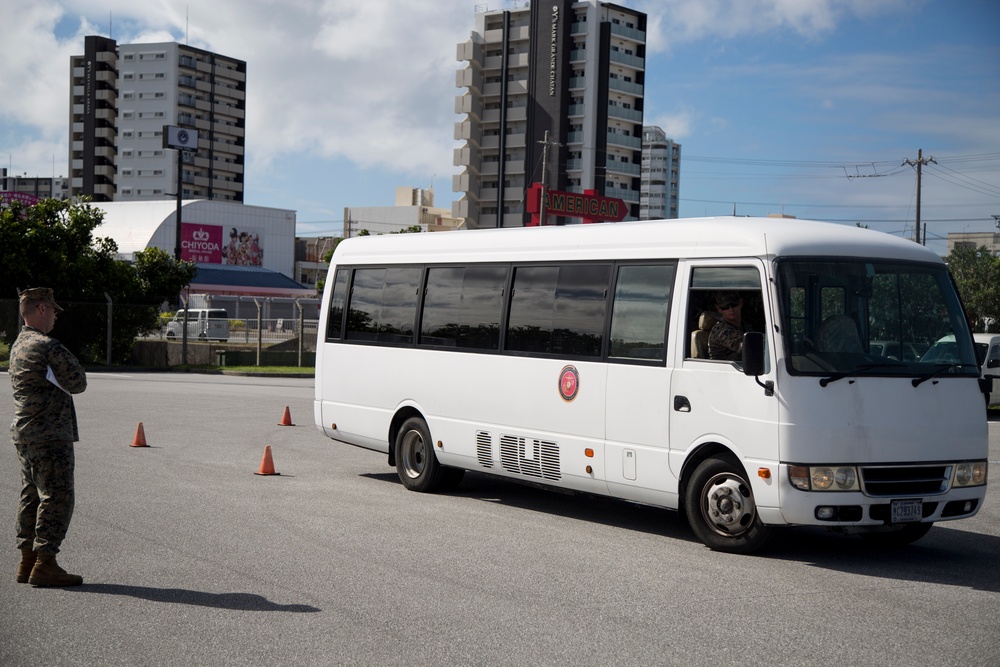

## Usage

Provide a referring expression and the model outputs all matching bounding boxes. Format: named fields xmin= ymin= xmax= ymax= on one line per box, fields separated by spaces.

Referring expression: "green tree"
xmin=1 ymin=199 xmax=196 ymax=362
xmin=945 ymin=245 xmax=1000 ymax=331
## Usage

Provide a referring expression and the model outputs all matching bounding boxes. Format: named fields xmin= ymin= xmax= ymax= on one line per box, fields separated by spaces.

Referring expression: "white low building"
xmin=92 ymin=199 xmax=313 ymax=297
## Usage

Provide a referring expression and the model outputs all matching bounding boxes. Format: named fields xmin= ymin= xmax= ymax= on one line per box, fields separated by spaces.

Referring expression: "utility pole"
xmin=902 ymin=148 xmax=936 ymax=245
xmin=537 ymin=130 xmax=561 ymax=226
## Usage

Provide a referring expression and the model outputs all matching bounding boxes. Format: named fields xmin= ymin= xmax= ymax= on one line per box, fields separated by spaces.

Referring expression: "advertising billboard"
xmin=180 ymin=223 xmax=264 ymax=266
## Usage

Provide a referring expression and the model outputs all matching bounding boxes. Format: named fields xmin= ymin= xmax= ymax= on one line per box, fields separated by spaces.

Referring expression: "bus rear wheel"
xmin=685 ymin=454 xmax=772 ymax=554
xmin=395 ymin=417 xmax=447 ymax=492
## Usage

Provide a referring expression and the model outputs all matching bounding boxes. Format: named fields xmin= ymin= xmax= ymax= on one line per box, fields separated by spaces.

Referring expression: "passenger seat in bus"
xmin=691 ymin=311 xmax=720 ymax=358
xmin=818 ymin=314 xmax=863 ymax=353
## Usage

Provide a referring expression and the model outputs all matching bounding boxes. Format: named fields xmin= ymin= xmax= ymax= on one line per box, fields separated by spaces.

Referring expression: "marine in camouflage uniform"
xmin=9 ymin=288 xmax=87 ymax=586
xmin=708 ymin=290 xmax=752 ymax=362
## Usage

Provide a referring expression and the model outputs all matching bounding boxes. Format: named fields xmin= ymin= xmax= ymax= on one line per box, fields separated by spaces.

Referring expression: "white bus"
xmin=314 ymin=217 xmax=988 ymax=553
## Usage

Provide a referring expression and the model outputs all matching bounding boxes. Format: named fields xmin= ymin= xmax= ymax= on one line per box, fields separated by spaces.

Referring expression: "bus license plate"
xmin=890 ymin=499 xmax=922 ymax=523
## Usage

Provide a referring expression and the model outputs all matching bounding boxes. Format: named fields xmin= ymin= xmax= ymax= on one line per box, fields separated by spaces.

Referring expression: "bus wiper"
xmin=911 ymin=363 xmax=965 ymax=388
xmin=819 ymin=363 xmax=905 ymax=387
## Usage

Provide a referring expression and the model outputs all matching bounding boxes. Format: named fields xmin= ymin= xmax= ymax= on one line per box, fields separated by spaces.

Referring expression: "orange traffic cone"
xmin=130 ymin=422 xmax=148 ymax=448
xmin=278 ymin=406 xmax=293 ymax=426
xmin=254 ymin=445 xmax=280 ymax=476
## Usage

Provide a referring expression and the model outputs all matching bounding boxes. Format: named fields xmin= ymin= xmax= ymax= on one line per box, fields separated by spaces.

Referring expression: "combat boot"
xmin=28 ymin=552 xmax=83 ymax=587
xmin=16 ymin=546 xmax=37 ymax=583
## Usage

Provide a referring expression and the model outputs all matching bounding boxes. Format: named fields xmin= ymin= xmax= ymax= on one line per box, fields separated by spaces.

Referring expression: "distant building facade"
xmin=343 ymin=187 xmax=464 ymax=238
xmin=69 ymin=35 xmax=246 ymax=203
xmin=453 ymin=1 xmax=647 ymax=228
xmin=947 ymin=231 xmax=1000 ymax=257
xmin=640 ymin=126 xmax=680 ymax=219
xmin=0 ymin=169 xmax=69 ymax=202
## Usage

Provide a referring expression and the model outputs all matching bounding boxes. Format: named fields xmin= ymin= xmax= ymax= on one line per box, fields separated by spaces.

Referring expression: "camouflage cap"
xmin=715 ymin=290 xmax=741 ymax=306
xmin=19 ymin=287 xmax=64 ymax=311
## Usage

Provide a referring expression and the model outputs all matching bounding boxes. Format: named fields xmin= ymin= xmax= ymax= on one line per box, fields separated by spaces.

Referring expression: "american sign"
xmin=525 ymin=183 xmax=627 ymax=225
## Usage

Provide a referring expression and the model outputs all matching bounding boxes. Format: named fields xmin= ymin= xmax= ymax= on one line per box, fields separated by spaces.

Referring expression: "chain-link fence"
xmin=0 ymin=298 xmax=317 ymax=368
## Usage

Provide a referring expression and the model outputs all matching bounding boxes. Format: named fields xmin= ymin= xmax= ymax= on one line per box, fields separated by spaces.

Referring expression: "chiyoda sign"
xmin=180 ymin=223 xmax=265 ymax=266
xmin=180 ymin=223 xmax=223 ymax=263
xmin=525 ymin=183 xmax=628 ymax=225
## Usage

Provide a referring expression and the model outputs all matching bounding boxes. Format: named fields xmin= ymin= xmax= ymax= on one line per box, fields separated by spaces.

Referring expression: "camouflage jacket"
xmin=708 ymin=319 xmax=752 ymax=362
xmin=9 ymin=326 xmax=87 ymax=443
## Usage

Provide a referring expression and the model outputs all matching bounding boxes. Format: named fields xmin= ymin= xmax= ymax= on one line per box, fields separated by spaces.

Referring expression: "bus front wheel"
xmin=685 ymin=454 xmax=772 ymax=554
xmin=395 ymin=417 xmax=446 ymax=493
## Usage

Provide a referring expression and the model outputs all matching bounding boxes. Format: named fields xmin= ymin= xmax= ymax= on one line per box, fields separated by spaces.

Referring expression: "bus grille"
xmin=499 ymin=435 xmax=561 ymax=481
xmin=476 ymin=431 xmax=494 ymax=469
xmin=860 ymin=465 xmax=951 ymax=496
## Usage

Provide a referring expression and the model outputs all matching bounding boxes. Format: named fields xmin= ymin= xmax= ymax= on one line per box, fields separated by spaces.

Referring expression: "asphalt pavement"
xmin=1 ymin=372 xmax=999 ymax=667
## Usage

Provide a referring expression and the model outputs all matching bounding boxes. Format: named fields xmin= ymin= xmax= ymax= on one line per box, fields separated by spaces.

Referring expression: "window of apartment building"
xmin=122 ymin=131 xmax=134 ymax=138
xmin=122 ymin=73 xmax=134 ymax=80
xmin=123 ymin=53 xmax=134 ymax=61
xmin=123 ymin=92 xmax=134 ymax=100
xmin=121 ymin=169 xmax=134 ymax=176
xmin=121 ymin=150 xmax=133 ymax=158
xmin=120 ymin=188 xmax=133 ymax=195
xmin=123 ymin=111 xmax=134 ymax=119
xmin=138 ymin=112 xmax=166 ymax=119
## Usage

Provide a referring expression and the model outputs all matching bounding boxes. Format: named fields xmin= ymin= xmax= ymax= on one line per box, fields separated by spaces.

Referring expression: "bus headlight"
xmin=954 ymin=461 xmax=988 ymax=487
xmin=789 ymin=465 xmax=860 ymax=491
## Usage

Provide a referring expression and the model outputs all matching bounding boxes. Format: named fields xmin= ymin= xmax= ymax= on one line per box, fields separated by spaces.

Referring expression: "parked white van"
xmin=165 ymin=309 xmax=230 ymax=341
xmin=974 ymin=333 xmax=1000 ymax=407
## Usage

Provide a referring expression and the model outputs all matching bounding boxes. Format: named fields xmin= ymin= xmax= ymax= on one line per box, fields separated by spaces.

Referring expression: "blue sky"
xmin=2 ymin=0 xmax=998 ymax=255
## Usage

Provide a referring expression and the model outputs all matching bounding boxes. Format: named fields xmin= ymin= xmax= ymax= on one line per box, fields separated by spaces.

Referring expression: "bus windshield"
xmin=776 ymin=258 xmax=978 ymax=378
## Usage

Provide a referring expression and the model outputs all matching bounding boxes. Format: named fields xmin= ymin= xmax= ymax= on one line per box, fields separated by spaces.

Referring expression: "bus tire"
xmin=685 ymin=454 xmax=772 ymax=554
xmin=858 ymin=522 xmax=933 ymax=547
xmin=395 ymin=417 xmax=445 ymax=492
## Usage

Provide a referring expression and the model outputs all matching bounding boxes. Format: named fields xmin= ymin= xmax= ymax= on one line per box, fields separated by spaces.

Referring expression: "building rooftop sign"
xmin=526 ymin=183 xmax=627 ymax=225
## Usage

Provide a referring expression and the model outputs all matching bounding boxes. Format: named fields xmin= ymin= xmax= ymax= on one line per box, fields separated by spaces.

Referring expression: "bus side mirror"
xmin=743 ymin=332 xmax=766 ymax=376
xmin=743 ymin=332 xmax=774 ymax=397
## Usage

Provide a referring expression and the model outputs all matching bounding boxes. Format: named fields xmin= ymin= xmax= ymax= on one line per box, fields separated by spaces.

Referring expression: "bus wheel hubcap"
xmin=704 ymin=475 xmax=754 ymax=534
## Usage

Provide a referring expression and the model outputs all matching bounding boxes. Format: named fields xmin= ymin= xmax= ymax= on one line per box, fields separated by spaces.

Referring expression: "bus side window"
xmin=608 ymin=263 xmax=675 ymax=362
xmin=344 ymin=267 xmax=421 ymax=344
xmin=325 ymin=268 xmax=349 ymax=341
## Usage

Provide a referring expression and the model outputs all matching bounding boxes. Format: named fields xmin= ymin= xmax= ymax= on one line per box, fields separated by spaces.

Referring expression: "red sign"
xmin=180 ymin=223 xmax=223 ymax=263
xmin=0 ymin=192 xmax=40 ymax=206
xmin=526 ymin=183 xmax=627 ymax=225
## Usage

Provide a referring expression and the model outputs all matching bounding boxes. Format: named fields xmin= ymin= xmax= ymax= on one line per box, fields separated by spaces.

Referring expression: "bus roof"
xmin=332 ymin=217 xmax=944 ymax=266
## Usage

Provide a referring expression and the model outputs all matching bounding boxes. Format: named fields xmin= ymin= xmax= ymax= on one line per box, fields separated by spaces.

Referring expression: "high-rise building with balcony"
xmin=640 ymin=126 xmax=681 ymax=220
xmin=454 ymin=1 xmax=646 ymax=228
xmin=69 ymin=36 xmax=246 ymax=203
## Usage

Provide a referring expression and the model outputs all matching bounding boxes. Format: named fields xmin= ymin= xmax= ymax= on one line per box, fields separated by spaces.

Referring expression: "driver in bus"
xmin=708 ymin=291 xmax=752 ymax=362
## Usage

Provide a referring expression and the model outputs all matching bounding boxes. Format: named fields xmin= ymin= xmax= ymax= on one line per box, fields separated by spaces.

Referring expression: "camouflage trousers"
xmin=14 ymin=440 xmax=75 ymax=554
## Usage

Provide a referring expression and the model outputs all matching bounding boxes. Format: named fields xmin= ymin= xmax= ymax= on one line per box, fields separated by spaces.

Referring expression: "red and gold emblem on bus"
xmin=558 ymin=365 xmax=580 ymax=402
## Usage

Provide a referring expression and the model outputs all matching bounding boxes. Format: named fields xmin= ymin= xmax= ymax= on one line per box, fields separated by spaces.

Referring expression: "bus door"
xmin=604 ymin=262 xmax=678 ymax=506
xmin=667 ymin=262 xmax=780 ymax=507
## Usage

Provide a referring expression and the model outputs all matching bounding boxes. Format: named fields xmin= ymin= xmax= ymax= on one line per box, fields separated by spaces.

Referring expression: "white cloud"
xmin=0 ymin=0 xmax=481 ymax=181
xmin=635 ymin=0 xmax=916 ymax=52
xmin=646 ymin=111 xmax=695 ymax=140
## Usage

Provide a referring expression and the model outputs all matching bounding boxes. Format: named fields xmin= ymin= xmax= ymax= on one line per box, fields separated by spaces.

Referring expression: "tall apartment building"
xmin=69 ymin=35 xmax=246 ymax=203
xmin=640 ymin=126 xmax=680 ymax=220
xmin=454 ymin=1 xmax=646 ymax=228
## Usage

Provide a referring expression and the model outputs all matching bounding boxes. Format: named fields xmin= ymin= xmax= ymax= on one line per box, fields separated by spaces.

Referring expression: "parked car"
xmin=165 ymin=309 xmax=230 ymax=341
xmin=922 ymin=333 xmax=1000 ymax=407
